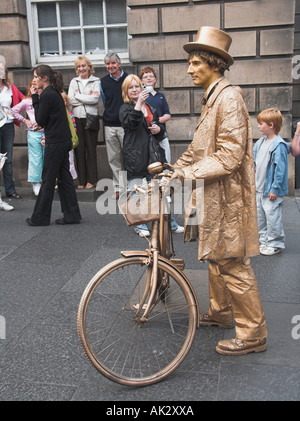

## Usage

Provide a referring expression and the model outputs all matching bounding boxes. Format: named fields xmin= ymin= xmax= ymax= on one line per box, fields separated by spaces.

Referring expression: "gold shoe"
xmin=199 ymin=312 xmax=234 ymax=329
xmin=216 ymin=337 xmax=267 ymax=355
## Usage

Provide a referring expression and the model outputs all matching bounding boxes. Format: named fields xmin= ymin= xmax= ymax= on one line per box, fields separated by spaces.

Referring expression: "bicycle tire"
xmin=77 ymin=256 xmax=197 ymax=386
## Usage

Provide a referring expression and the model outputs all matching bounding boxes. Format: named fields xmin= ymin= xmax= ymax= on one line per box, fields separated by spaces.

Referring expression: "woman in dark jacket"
xmin=119 ymin=74 xmax=165 ymax=181
xmin=119 ymin=74 xmax=165 ymax=237
xmin=26 ymin=65 xmax=81 ymax=226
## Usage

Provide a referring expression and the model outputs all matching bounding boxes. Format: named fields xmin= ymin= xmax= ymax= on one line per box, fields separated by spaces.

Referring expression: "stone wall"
xmin=127 ymin=0 xmax=296 ymax=193
xmin=0 ymin=0 xmax=297 ymax=193
xmin=0 ymin=0 xmax=31 ymax=68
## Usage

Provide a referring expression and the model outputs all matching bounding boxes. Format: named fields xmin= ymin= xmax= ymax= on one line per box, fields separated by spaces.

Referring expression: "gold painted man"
xmin=168 ymin=27 xmax=268 ymax=355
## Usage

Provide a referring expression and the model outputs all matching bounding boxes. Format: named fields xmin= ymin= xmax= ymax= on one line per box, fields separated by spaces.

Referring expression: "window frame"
xmin=26 ymin=0 xmax=129 ymax=67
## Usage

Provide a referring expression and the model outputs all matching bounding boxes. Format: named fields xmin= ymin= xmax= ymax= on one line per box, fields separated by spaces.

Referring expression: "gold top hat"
xmin=183 ymin=26 xmax=234 ymax=66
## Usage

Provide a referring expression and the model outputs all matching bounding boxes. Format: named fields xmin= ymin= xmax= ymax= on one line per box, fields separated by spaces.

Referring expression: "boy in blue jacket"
xmin=254 ymin=108 xmax=290 ymax=256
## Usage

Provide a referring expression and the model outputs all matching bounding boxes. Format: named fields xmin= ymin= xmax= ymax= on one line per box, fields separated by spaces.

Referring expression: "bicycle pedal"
xmin=133 ymin=303 xmax=148 ymax=310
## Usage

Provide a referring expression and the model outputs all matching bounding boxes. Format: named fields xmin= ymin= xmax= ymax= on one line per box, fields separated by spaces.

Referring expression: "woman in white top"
xmin=68 ymin=56 xmax=100 ymax=189
xmin=0 ymin=55 xmax=24 ymax=202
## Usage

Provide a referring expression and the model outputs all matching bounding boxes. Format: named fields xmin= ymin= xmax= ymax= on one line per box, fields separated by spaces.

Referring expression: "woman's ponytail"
xmin=52 ymin=70 xmax=64 ymax=93
xmin=33 ymin=65 xmax=64 ymax=92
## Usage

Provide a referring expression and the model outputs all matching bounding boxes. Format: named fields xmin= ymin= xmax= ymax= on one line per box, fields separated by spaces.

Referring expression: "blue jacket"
xmin=253 ymin=134 xmax=290 ymax=197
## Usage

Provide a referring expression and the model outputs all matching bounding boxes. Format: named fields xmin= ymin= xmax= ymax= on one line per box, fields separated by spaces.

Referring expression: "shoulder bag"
xmin=66 ymin=110 xmax=79 ymax=149
xmin=148 ymin=134 xmax=166 ymax=165
xmin=76 ymin=81 xmax=100 ymax=131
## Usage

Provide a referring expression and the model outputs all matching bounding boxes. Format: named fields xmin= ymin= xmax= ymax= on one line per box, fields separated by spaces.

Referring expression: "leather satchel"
xmin=118 ymin=183 xmax=160 ymax=226
xmin=148 ymin=134 xmax=166 ymax=165
xmin=85 ymin=112 xmax=100 ymax=131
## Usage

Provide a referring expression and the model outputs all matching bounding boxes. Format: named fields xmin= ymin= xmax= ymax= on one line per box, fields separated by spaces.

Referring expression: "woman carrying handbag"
xmin=68 ymin=56 xmax=100 ymax=190
xmin=119 ymin=74 xmax=183 ymax=237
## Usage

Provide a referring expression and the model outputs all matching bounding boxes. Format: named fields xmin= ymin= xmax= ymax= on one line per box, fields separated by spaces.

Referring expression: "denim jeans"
xmin=256 ymin=192 xmax=285 ymax=249
xmin=0 ymin=122 xmax=16 ymax=195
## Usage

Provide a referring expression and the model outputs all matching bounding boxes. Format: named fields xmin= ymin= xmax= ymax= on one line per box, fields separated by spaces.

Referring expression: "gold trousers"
xmin=207 ymin=257 xmax=268 ymax=340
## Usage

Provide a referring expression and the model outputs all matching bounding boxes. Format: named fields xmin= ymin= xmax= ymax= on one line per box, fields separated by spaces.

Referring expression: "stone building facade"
xmin=0 ymin=0 xmax=298 ymax=193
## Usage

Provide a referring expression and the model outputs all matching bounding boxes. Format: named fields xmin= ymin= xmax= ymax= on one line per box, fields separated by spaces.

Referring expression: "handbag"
xmin=149 ymin=134 xmax=166 ymax=165
xmin=118 ymin=183 xmax=160 ymax=226
xmin=76 ymin=81 xmax=100 ymax=131
xmin=85 ymin=112 xmax=100 ymax=131
xmin=66 ymin=110 xmax=79 ymax=149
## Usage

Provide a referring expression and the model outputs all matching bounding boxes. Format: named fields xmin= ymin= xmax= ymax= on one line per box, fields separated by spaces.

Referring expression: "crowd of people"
xmin=0 ymin=51 xmax=185 ymax=234
xmin=0 ymin=47 xmax=298 ymax=238
xmin=1 ymin=25 xmax=299 ymax=356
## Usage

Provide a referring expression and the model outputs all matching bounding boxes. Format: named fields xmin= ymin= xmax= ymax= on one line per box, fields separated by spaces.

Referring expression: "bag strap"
xmin=76 ymin=80 xmax=88 ymax=116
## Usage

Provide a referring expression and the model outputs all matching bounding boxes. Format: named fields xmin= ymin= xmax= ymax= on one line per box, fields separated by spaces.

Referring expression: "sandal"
xmin=85 ymin=183 xmax=96 ymax=189
xmin=77 ymin=185 xmax=85 ymax=189
xmin=7 ymin=192 xmax=22 ymax=199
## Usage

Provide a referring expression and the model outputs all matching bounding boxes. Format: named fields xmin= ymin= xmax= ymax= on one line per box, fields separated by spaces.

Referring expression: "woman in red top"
xmin=119 ymin=74 xmax=165 ymax=237
xmin=0 ymin=56 xmax=24 ymax=200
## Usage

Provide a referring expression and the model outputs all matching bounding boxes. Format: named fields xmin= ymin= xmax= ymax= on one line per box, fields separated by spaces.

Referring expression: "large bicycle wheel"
xmin=77 ymin=256 xmax=197 ymax=386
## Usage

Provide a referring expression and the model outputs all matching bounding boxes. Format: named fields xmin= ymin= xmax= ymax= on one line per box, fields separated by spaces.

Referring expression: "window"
xmin=26 ymin=0 xmax=128 ymax=66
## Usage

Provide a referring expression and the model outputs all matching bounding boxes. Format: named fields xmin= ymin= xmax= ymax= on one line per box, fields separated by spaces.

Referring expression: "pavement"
xmin=0 ymin=187 xmax=299 ymax=403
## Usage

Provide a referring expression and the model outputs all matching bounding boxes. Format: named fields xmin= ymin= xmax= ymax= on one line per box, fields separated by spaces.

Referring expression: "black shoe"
xmin=55 ymin=218 xmax=80 ymax=225
xmin=26 ymin=218 xmax=49 ymax=226
xmin=7 ymin=192 xmax=22 ymax=199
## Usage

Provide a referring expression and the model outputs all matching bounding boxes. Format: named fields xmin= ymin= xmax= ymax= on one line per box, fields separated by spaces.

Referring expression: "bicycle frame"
xmin=120 ymin=184 xmax=200 ymax=327
xmin=77 ymin=166 xmax=201 ymax=386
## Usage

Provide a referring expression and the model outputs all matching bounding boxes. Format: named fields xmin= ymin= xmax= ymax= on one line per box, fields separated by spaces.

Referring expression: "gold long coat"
xmin=175 ymin=78 xmax=259 ymax=260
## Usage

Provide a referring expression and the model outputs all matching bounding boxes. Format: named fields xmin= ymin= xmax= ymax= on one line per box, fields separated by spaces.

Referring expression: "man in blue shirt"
xmin=100 ymin=51 xmax=128 ymax=199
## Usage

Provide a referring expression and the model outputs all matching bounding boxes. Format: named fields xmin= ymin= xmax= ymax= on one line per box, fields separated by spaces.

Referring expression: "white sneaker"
xmin=137 ymin=229 xmax=150 ymax=237
xmin=259 ymin=244 xmax=267 ymax=253
xmin=172 ymin=225 xmax=184 ymax=234
xmin=0 ymin=200 xmax=14 ymax=211
xmin=260 ymin=246 xmax=281 ymax=256
xmin=32 ymin=182 xmax=41 ymax=196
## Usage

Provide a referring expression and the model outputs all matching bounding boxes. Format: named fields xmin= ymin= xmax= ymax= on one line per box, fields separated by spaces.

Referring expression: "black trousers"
xmin=74 ymin=117 xmax=98 ymax=186
xmin=31 ymin=140 xmax=81 ymax=225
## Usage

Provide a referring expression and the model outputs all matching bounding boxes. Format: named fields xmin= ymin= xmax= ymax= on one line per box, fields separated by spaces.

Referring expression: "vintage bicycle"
xmin=77 ymin=162 xmax=200 ymax=386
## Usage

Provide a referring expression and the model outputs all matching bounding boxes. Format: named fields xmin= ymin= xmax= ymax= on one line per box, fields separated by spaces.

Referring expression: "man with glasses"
xmin=140 ymin=67 xmax=171 ymax=163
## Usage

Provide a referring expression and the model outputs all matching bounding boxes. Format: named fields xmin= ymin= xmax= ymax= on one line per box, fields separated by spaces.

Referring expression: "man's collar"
xmin=109 ymin=69 xmax=124 ymax=81
xmin=202 ymin=76 xmax=224 ymax=105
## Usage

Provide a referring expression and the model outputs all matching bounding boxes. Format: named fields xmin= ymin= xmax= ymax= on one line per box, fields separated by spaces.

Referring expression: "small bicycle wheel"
xmin=77 ymin=256 xmax=197 ymax=386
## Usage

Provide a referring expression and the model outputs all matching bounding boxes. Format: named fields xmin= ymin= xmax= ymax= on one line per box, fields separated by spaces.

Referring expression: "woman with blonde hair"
xmin=68 ymin=56 xmax=100 ymax=189
xmin=119 ymin=74 xmax=166 ymax=237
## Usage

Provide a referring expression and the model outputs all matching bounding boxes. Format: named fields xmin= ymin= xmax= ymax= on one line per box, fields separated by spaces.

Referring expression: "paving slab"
xmin=0 ymin=192 xmax=299 ymax=402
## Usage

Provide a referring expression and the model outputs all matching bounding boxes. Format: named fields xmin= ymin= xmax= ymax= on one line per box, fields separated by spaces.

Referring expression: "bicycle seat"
xmin=147 ymin=162 xmax=164 ymax=174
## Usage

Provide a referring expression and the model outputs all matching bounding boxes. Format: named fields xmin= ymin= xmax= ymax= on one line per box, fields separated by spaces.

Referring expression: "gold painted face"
xmin=187 ymin=55 xmax=220 ymax=90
